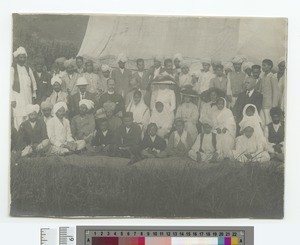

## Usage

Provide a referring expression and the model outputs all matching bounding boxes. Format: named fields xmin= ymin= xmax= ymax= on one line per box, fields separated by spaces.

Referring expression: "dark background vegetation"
xmin=13 ymin=14 xmax=89 ymax=69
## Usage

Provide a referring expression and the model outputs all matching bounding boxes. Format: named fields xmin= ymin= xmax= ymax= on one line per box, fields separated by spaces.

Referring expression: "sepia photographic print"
xmin=10 ymin=14 xmax=287 ymax=218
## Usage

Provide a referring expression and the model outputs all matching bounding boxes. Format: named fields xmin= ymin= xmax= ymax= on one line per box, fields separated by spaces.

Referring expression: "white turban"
xmin=223 ymin=61 xmax=234 ymax=70
xmin=79 ymin=99 xmax=94 ymax=110
xmin=51 ymin=75 xmax=62 ymax=85
xmin=76 ymin=76 xmax=89 ymax=86
xmin=103 ymin=101 xmax=116 ymax=112
xmin=101 ymin=64 xmax=111 ymax=72
xmin=64 ymin=59 xmax=76 ymax=68
xmin=202 ymin=118 xmax=213 ymax=127
xmin=201 ymin=57 xmax=211 ymax=64
xmin=26 ymin=104 xmax=40 ymax=115
xmin=173 ymin=53 xmax=183 ymax=61
xmin=53 ymin=102 xmax=68 ymax=114
xmin=232 ymin=55 xmax=246 ymax=64
xmin=41 ymin=101 xmax=53 ymax=110
xmin=116 ymin=53 xmax=128 ymax=63
xmin=13 ymin=47 xmax=27 ymax=58
xmin=277 ymin=56 xmax=286 ymax=65
xmin=154 ymin=55 xmax=164 ymax=63
xmin=243 ymin=62 xmax=254 ymax=71
xmin=55 ymin=57 xmax=66 ymax=63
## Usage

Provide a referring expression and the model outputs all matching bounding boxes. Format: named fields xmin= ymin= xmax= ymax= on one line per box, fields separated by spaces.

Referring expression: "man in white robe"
xmin=11 ymin=47 xmax=37 ymax=129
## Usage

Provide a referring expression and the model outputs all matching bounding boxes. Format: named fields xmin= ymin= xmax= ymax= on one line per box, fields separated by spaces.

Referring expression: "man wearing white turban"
xmin=18 ymin=104 xmax=50 ymax=156
xmin=227 ymin=55 xmax=247 ymax=108
xmin=45 ymin=76 xmax=68 ymax=107
xmin=83 ymin=60 xmax=104 ymax=95
xmin=276 ymin=57 xmax=286 ymax=111
xmin=111 ymin=53 xmax=132 ymax=98
xmin=11 ymin=46 xmax=37 ymax=129
xmin=98 ymin=64 xmax=111 ymax=93
xmin=71 ymin=99 xmax=96 ymax=147
xmin=149 ymin=56 xmax=164 ymax=81
xmin=54 ymin=57 xmax=67 ymax=78
xmin=173 ymin=53 xmax=183 ymax=75
xmin=47 ymin=102 xmax=85 ymax=155
xmin=61 ymin=58 xmax=80 ymax=95
xmin=194 ymin=58 xmax=215 ymax=96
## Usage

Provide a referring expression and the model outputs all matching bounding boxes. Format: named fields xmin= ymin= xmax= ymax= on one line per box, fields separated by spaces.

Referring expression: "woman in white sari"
xmin=212 ymin=97 xmax=236 ymax=159
xmin=47 ymin=102 xmax=85 ymax=155
xmin=126 ymin=90 xmax=150 ymax=133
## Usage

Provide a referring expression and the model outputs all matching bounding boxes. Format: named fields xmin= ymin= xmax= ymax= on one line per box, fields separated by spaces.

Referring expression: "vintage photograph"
xmin=10 ymin=14 xmax=286 ymax=218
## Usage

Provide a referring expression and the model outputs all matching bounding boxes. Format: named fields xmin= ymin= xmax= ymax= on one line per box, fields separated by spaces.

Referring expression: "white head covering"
xmin=152 ymin=80 xmax=175 ymax=85
xmin=232 ymin=55 xmax=246 ymax=64
xmin=243 ymin=62 xmax=254 ymax=72
xmin=79 ymin=99 xmax=94 ymax=110
xmin=217 ymin=97 xmax=227 ymax=109
xmin=51 ymin=75 xmax=63 ymax=85
xmin=201 ymin=57 xmax=211 ymax=64
xmin=277 ymin=56 xmax=286 ymax=65
xmin=173 ymin=53 xmax=183 ymax=61
xmin=26 ymin=104 xmax=40 ymax=115
xmin=116 ymin=53 xmax=128 ymax=63
xmin=223 ymin=61 xmax=234 ymax=70
xmin=103 ymin=101 xmax=116 ymax=112
xmin=53 ymin=102 xmax=68 ymax=114
xmin=41 ymin=101 xmax=53 ymax=110
xmin=13 ymin=47 xmax=27 ymax=58
xmin=76 ymin=76 xmax=89 ymax=86
xmin=202 ymin=118 xmax=213 ymax=127
xmin=101 ymin=64 xmax=111 ymax=72
xmin=240 ymin=120 xmax=255 ymax=131
xmin=241 ymin=104 xmax=261 ymax=124
xmin=64 ymin=59 xmax=76 ymax=68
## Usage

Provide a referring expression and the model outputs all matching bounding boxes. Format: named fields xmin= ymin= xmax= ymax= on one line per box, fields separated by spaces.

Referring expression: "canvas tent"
xmin=77 ymin=15 xmax=287 ymax=70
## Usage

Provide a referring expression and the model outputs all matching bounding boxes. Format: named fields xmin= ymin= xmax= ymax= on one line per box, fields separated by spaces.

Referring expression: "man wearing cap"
xmin=69 ymin=76 xmax=97 ymax=117
xmin=177 ymin=63 xmax=193 ymax=88
xmin=111 ymin=53 xmax=132 ymax=98
xmin=11 ymin=46 xmax=37 ymax=129
xmin=18 ymin=104 xmax=50 ymax=157
xmin=53 ymin=57 xmax=67 ymax=78
xmin=98 ymin=78 xmax=125 ymax=117
xmin=227 ymin=55 xmax=246 ymax=108
xmin=33 ymin=57 xmax=53 ymax=105
xmin=83 ymin=60 xmax=103 ymax=95
xmin=102 ymin=101 xmax=123 ymax=133
xmin=45 ymin=76 xmax=68 ymax=107
xmin=173 ymin=53 xmax=183 ymax=75
xmin=61 ymin=59 xmax=79 ymax=95
xmin=99 ymin=64 xmax=111 ymax=93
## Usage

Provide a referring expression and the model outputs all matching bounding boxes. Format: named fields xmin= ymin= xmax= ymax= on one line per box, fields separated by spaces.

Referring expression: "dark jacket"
xmin=140 ymin=134 xmax=166 ymax=151
xmin=69 ymin=91 xmax=97 ymax=117
xmin=91 ymin=129 xmax=114 ymax=147
xmin=233 ymin=89 xmax=263 ymax=123
xmin=33 ymin=71 xmax=52 ymax=104
xmin=18 ymin=119 xmax=48 ymax=150
xmin=114 ymin=122 xmax=141 ymax=147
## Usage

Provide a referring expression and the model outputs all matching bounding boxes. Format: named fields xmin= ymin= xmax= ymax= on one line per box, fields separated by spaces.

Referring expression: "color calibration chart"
xmin=77 ymin=226 xmax=254 ymax=245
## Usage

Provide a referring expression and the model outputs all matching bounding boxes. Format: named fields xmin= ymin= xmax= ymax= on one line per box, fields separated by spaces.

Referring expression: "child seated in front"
xmin=140 ymin=123 xmax=167 ymax=158
xmin=188 ymin=121 xmax=218 ymax=163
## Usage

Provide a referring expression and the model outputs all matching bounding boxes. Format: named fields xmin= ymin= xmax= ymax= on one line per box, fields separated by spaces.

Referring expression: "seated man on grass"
xmin=112 ymin=112 xmax=142 ymax=164
xmin=188 ymin=120 xmax=218 ymax=163
xmin=18 ymin=104 xmax=50 ymax=157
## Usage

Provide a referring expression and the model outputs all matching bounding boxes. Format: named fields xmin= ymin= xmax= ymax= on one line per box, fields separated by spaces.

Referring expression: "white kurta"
xmin=84 ymin=72 xmax=102 ymax=94
xmin=189 ymin=133 xmax=216 ymax=162
xmin=176 ymin=102 xmax=199 ymax=142
xmin=178 ymin=73 xmax=193 ymax=88
xmin=149 ymin=108 xmax=174 ymax=138
xmin=199 ymin=101 xmax=218 ymax=124
xmin=126 ymin=101 xmax=150 ymax=132
xmin=212 ymin=107 xmax=236 ymax=159
xmin=233 ymin=135 xmax=270 ymax=163
xmin=195 ymin=71 xmax=215 ymax=94
xmin=150 ymin=88 xmax=176 ymax=113
xmin=11 ymin=65 xmax=37 ymax=129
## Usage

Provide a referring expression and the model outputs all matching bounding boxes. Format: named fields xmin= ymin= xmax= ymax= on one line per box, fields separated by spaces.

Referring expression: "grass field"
xmin=10 ymin=154 xmax=284 ymax=218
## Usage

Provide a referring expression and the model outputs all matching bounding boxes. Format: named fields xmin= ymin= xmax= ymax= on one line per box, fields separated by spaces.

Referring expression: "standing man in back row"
xmin=111 ymin=53 xmax=132 ymax=98
xmin=227 ymin=55 xmax=246 ymax=108
xmin=11 ymin=46 xmax=37 ymax=129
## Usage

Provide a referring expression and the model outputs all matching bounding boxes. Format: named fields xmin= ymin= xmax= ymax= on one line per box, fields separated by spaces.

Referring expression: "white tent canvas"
xmin=78 ymin=15 xmax=287 ymax=69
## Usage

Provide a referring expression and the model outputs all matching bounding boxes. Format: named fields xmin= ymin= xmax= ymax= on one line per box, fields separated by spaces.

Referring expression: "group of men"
xmin=10 ymin=46 xmax=286 ymax=163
